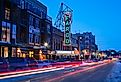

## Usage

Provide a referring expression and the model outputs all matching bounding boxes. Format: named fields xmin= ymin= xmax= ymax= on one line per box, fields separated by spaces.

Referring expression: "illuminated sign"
xmin=64 ymin=12 xmax=72 ymax=46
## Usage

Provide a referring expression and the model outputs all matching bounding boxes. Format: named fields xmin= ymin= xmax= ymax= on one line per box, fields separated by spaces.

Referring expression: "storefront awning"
xmin=55 ymin=50 xmax=76 ymax=56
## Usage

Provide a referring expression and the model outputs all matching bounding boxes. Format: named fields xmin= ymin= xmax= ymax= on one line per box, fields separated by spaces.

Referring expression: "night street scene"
xmin=0 ymin=0 xmax=121 ymax=82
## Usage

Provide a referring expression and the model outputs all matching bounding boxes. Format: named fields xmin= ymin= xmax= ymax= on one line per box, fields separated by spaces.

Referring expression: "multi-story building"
xmin=0 ymin=0 xmax=18 ymax=58
xmin=73 ymin=32 xmax=98 ymax=60
xmin=71 ymin=34 xmax=78 ymax=50
xmin=51 ymin=27 xmax=80 ymax=60
xmin=0 ymin=0 xmax=52 ymax=59
xmin=52 ymin=27 xmax=79 ymax=51
xmin=74 ymin=32 xmax=98 ymax=53
xmin=82 ymin=32 xmax=98 ymax=52
xmin=52 ymin=26 xmax=63 ymax=51
xmin=41 ymin=15 xmax=52 ymax=50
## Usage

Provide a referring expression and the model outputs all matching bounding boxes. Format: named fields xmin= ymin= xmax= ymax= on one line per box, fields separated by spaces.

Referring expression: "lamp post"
xmin=44 ymin=42 xmax=48 ymax=59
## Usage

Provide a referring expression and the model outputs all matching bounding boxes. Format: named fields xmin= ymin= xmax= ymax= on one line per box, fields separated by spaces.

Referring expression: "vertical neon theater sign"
xmin=64 ymin=12 xmax=72 ymax=46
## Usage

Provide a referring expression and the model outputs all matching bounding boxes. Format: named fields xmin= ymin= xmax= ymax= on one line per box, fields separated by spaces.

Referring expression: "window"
xmin=25 ymin=2 xmax=28 ymax=9
xmin=35 ymin=18 xmax=39 ymax=28
xmin=42 ymin=12 xmax=46 ymax=19
xmin=4 ymin=47 xmax=8 ymax=57
xmin=36 ymin=35 xmax=38 ymax=44
xmin=1 ymin=27 xmax=6 ymax=41
xmin=20 ymin=26 xmax=27 ymax=42
xmin=29 ymin=15 xmax=33 ymax=26
xmin=12 ymin=48 xmax=17 ymax=57
xmin=20 ymin=0 xmax=25 ymax=9
xmin=35 ymin=36 xmax=37 ymax=43
xmin=6 ymin=23 xmax=10 ymax=42
xmin=1 ymin=21 xmax=10 ymax=42
xmin=12 ymin=25 xmax=16 ymax=38
xmin=85 ymin=37 xmax=89 ymax=40
xmin=35 ymin=35 xmax=40 ymax=44
xmin=47 ymin=24 xmax=51 ymax=34
xmin=12 ymin=24 xmax=16 ymax=43
xmin=85 ymin=42 xmax=89 ymax=45
xmin=0 ymin=47 xmax=8 ymax=58
xmin=40 ymin=12 xmax=42 ymax=18
xmin=33 ymin=17 xmax=35 ymax=27
xmin=29 ymin=33 xmax=33 ymax=43
xmin=5 ymin=8 xmax=10 ymax=20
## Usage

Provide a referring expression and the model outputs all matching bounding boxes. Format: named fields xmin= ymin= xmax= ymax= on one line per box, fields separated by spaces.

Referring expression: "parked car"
xmin=7 ymin=57 xmax=28 ymax=71
xmin=85 ymin=60 xmax=93 ymax=63
xmin=56 ymin=58 xmax=70 ymax=63
xmin=108 ymin=57 xmax=112 ymax=60
xmin=118 ymin=58 xmax=121 ymax=63
xmin=0 ymin=58 xmax=9 ymax=72
xmin=37 ymin=60 xmax=52 ymax=68
xmin=48 ymin=60 xmax=57 ymax=63
xmin=93 ymin=59 xmax=99 ymax=62
xmin=26 ymin=57 xmax=38 ymax=68
xmin=112 ymin=58 xmax=118 ymax=61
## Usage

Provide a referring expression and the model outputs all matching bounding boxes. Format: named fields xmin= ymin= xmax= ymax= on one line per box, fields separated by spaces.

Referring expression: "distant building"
xmin=74 ymin=32 xmax=98 ymax=53
xmin=71 ymin=34 xmax=78 ymax=50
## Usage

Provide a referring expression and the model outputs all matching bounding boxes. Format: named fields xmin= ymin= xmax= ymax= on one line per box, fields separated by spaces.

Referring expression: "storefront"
xmin=0 ymin=42 xmax=12 ymax=58
xmin=0 ymin=46 xmax=9 ymax=57
xmin=55 ymin=50 xmax=78 ymax=60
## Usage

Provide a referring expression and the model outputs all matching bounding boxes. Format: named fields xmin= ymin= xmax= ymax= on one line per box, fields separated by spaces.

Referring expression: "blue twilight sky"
xmin=39 ymin=0 xmax=121 ymax=51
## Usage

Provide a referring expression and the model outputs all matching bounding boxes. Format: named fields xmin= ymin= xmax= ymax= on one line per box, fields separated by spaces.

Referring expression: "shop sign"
xmin=64 ymin=12 xmax=72 ymax=46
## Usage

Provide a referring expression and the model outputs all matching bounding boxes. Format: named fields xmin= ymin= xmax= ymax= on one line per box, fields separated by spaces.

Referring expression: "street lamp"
xmin=44 ymin=42 xmax=48 ymax=47
xmin=44 ymin=42 xmax=48 ymax=59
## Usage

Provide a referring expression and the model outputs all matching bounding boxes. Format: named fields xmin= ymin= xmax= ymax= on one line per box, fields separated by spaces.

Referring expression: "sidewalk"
xmin=106 ymin=61 xmax=121 ymax=82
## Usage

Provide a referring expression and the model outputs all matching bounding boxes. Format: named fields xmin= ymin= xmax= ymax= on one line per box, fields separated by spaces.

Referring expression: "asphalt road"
xmin=19 ymin=66 xmax=89 ymax=82
xmin=19 ymin=62 xmax=115 ymax=82
xmin=0 ymin=62 xmax=115 ymax=82
xmin=53 ymin=62 xmax=115 ymax=82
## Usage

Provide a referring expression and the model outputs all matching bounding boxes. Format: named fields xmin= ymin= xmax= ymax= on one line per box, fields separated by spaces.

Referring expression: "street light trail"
xmin=44 ymin=63 xmax=109 ymax=82
xmin=0 ymin=67 xmax=65 ymax=80
xmin=0 ymin=64 xmax=81 ymax=80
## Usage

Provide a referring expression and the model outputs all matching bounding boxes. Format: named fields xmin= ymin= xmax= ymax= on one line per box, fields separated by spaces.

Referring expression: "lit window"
xmin=1 ymin=27 xmax=6 ymax=41
xmin=4 ymin=47 xmax=8 ymax=57
xmin=12 ymin=48 xmax=16 ymax=57
xmin=5 ymin=8 xmax=10 ymax=20
xmin=1 ymin=21 xmax=10 ymax=42
xmin=12 ymin=24 xmax=16 ymax=43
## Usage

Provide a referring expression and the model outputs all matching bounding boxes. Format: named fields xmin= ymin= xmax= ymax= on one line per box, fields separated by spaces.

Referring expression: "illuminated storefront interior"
xmin=0 ymin=46 xmax=8 ymax=57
